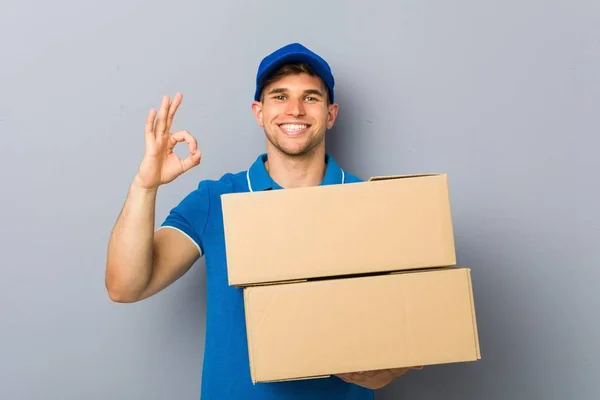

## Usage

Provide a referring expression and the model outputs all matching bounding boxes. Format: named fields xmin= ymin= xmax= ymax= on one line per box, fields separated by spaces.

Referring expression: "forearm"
xmin=105 ymin=176 xmax=158 ymax=302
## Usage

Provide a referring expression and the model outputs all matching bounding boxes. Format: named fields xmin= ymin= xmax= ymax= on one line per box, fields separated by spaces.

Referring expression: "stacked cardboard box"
xmin=221 ymin=174 xmax=481 ymax=384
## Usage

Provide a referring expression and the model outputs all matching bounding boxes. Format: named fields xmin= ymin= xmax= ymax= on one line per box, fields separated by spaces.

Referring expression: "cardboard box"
xmin=243 ymin=267 xmax=481 ymax=383
xmin=222 ymin=174 xmax=456 ymax=286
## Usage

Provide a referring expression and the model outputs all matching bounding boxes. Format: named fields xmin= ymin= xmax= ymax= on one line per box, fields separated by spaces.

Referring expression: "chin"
xmin=276 ymin=146 xmax=310 ymax=157
xmin=265 ymin=129 xmax=324 ymax=156
xmin=279 ymin=141 xmax=323 ymax=157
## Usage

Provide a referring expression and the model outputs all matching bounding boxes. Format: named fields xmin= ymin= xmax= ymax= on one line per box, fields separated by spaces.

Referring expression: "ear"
xmin=326 ymin=103 xmax=339 ymax=129
xmin=251 ymin=101 xmax=264 ymax=127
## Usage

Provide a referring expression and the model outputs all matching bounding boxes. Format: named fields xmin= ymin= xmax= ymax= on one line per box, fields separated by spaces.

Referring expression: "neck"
xmin=265 ymin=146 xmax=327 ymax=189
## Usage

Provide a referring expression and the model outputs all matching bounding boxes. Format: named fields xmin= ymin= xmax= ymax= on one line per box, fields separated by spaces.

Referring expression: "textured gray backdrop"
xmin=1 ymin=0 xmax=598 ymax=399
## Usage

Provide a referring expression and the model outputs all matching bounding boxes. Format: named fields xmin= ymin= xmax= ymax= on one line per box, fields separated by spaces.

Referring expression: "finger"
xmin=154 ymin=95 xmax=171 ymax=137
xmin=336 ymin=373 xmax=356 ymax=383
xmin=145 ymin=108 xmax=157 ymax=138
xmin=180 ymin=148 xmax=202 ymax=172
xmin=171 ymin=130 xmax=198 ymax=154
xmin=171 ymin=130 xmax=201 ymax=172
xmin=385 ymin=368 xmax=409 ymax=379
xmin=166 ymin=92 xmax=183 ymax=133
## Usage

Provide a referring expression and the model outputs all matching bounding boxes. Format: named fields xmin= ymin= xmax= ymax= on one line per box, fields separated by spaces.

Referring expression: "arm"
xmin=105 ymin=179 xmax=200 ymax=303
xmin=105 ymin=92 xmax=202 ymax=303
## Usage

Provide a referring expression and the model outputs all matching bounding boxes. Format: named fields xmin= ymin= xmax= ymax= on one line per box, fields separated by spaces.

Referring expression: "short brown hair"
xmin=259 ymin=63 xmax=330 ymax=104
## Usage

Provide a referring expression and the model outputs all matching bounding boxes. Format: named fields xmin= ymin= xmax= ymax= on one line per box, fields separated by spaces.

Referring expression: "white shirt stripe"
xmin=246 ymin=170 xmax=254 ymax=192
xmin=247 ymin=167 xmax=346 ymax=190
xmin=157 ymin=226 xmax=203 ymax=257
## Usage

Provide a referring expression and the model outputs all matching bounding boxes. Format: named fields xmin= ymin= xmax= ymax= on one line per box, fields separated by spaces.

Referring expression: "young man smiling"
xmin=105 ymin=43 xmax=417 ymax=399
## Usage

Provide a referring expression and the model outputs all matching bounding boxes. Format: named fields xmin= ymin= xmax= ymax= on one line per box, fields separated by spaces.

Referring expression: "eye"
xmin=273 ymin=95 xmax=286 ymax=100
xmin=305 ymin=96 xmax=318 ymax=102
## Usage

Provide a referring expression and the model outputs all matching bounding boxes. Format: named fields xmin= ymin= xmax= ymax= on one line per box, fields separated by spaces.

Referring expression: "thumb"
xmin=171 ymin=130 xmax=198 ymax=154
xmin=180 ymin=149 xmax=202 ymax=172
xmin=170 ymin=130 xmax=201 ymax=172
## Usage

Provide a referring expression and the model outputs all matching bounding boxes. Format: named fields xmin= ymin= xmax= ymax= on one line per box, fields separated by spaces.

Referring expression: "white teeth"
xmin=281 ymin=124 xmax=308 ymax=132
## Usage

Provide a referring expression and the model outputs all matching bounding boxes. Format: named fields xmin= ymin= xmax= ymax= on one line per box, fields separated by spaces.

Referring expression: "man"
xmin=105 ymin=42 xmax=418 ymax=399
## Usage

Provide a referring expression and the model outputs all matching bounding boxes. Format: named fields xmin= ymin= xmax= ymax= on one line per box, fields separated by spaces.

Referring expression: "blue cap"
xmin=254 ymin=43 xmax=335 ymax=103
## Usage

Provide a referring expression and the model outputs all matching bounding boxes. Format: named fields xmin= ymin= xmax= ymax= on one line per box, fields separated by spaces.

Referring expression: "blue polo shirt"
xmin=160 ymin=153 xmax=374 ymax=400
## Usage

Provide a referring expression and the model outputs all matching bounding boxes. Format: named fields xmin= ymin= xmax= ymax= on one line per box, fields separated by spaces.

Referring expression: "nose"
xmin=284 ymin=98 xmax=306 ymax=117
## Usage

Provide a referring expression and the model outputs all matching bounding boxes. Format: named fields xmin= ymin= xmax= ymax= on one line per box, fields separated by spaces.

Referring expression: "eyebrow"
xmin=303 ymin=89 xmax=325 ymax=97
xmin=267 ymin=88 xmax=325 ymax=97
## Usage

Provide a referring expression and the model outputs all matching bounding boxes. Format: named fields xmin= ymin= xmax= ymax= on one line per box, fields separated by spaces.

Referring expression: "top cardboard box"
xmin=221 ymin=173 xmax=456 ymax=286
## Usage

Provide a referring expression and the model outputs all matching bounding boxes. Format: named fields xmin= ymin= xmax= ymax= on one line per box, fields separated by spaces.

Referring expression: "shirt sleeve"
xmin=158 ymin=180 xmax=211 ymax=257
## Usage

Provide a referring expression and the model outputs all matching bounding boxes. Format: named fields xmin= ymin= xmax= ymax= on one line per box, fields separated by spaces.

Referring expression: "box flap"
xmin=368 ymin=173 xmax=444 ymax=181
xmin=465 ymin=268 xmax=482 ymax=360
xmin=251 ymin=375 xmax=331 ymax=385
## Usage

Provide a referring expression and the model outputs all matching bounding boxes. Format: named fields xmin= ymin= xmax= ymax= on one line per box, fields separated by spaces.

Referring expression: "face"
xmin=252 ymin=73 xmax=339 ymax=158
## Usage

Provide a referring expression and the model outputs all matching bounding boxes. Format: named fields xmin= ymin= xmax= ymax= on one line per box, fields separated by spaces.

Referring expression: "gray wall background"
xmin=1 ymin=0 xmax=598 ymax=399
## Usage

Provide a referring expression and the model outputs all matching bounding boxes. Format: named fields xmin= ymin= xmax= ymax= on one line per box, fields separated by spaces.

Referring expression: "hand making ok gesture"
xmin=135 ymin=93 xmax=202 ymax=190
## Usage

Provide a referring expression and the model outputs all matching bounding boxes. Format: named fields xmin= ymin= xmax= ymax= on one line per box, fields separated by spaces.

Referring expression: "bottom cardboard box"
xmin=243 ymin=267 xmax=481 ymax=383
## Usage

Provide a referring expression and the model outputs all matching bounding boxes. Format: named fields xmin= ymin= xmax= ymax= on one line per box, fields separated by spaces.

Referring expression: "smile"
xmin=278 ymin=123 xmax=310 ymax=135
